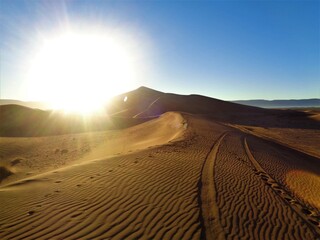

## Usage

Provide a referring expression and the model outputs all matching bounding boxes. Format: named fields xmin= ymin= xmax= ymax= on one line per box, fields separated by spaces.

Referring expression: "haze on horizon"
xmin=1 ymin=2 xmax=320 ymax=238
xmin=0 ymin=0 xmax=319 ymax=107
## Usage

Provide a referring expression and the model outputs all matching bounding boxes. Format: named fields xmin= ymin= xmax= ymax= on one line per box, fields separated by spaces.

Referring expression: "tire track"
xmin=244 ymin=137 xmax=320 ymax=237
xmin=215 ymin=132 xmax=317 ymax=239
xmin=200 ymin=132 xmax=227 ymax=240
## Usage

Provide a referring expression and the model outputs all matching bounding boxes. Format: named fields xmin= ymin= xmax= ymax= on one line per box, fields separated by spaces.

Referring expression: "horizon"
xmin=0 ymin=0 xmax=319 ymax=108
xmin=0 ymin=3 xmax=320 ymax=236
xmin=0 ymin=85 xmax=320 ymax=103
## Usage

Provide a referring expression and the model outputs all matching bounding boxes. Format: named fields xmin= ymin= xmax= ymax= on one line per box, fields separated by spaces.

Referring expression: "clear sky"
xmin=0 ymin=0 xmax=319 ymax=101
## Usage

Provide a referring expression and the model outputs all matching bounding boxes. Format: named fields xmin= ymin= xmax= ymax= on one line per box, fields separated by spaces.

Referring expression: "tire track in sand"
xmin=200 ymin=133 xmax=227 ymax=240
xmin=244 ymin=137 xmax=320 ymax=237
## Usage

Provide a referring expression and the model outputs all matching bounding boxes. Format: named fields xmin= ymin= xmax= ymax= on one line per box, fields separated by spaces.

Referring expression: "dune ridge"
xmin=1 ymin=113 xmax=320 ymax=239
xmin=0 ymin=87 xmax=320 ymax=239
xmin=0 ymin=113 xmax=209 ymax=239
xmin=2 ymin=87 xmax=319 ymax=137
xmin=0 ymin=112 xmax=185 ymax=186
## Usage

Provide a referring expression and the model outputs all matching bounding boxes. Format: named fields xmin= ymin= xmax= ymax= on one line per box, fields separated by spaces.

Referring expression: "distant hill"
xmin=0 ymin=99 xmax=51 ymax=110
xmin=107 ymin=86 xmax=266 ymax=118
xmin=107 ymin=87 xmax=319 ymax=129
xmin=1 ymin=87 xmax=319 ymax=136
xmin=2 ymin=96 xmax=319 ymax=110
xmin=232 ymin=99 xmax=320 ymax=109
xmin=0 ymin=104 xmax=148 ymax=137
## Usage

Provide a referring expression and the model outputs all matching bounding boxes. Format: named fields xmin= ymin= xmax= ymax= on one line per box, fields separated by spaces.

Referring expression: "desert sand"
xmin=0 ymin=87 xmax=320 ymax=239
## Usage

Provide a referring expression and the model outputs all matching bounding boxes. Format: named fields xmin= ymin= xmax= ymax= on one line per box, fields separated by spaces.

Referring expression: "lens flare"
xmin=26 ymin=27 xmax=139 ymax=114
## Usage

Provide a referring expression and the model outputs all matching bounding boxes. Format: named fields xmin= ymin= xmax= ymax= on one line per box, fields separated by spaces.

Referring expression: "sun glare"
xmin=26 ymin=27 xmax=139 ymax=114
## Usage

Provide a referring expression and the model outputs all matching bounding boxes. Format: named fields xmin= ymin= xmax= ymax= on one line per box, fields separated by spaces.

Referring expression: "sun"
xmin=26 ymin=27 xmax=138 ymax=114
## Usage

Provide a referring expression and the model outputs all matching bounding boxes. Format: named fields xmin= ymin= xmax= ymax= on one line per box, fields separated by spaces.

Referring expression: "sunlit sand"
xmin=0 ymin=87 xmax=319 ymax=239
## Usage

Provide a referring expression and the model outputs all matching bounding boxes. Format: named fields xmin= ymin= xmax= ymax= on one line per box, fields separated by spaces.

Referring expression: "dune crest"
xmin=1 ymin=88 xmax=320 ymax=239
xmin=0 ymin=112 xmax=186 ymax=187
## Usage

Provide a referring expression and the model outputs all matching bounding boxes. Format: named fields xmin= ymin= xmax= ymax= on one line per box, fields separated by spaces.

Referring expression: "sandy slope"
xmin=0 ymin=112 xmax=185 ymax=186
xmin=231 ymin=124 xmax=320 ymax=158
xmin=0 ymin=112 xmax=320 ymax=239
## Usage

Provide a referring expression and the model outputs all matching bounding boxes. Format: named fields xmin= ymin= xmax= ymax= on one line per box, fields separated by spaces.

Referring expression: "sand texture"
xmin=0 ymin=111 xmax=319 ymax=239
xmin=1 ymin=88 xmax=320 ymax=239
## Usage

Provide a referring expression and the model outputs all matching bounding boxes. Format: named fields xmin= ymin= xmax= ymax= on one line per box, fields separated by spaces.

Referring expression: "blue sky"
xmin=0 ymin=0 xmax=319 ymax=101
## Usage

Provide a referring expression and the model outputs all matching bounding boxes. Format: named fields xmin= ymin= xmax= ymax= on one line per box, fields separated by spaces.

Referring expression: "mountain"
xmin=0 ymin=99 xmax=51 ymax=110
xmin=232 ymin=99 xmax=320 ymax=109
xmin=0 ymin=104 xmax=147 ymax=137
xmin=108 ymin=86 xmax=267 ymax=117
xmin=2 ymin=94 xmax=318 ymax=111
xmin=109 ymin=87 xmax=319 ymax=127
xmin=1 ymin=87 xmax=319 ymax=137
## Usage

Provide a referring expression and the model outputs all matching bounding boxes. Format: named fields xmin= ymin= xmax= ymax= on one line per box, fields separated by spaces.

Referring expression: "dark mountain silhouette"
xmin=107 ymin=87 xmax=319 ymax=128
xmin=0 ymin=104 xmax=148 ymax=137
xmin=232 ymin=99 xmax=320 ymax=108
xmin=1 ymin=87 xmax=319 ymax=136
xmin=0 ymin=99 xmax=51 ymax=109
xmin=108 ymin=86 xmax=266 ymax=117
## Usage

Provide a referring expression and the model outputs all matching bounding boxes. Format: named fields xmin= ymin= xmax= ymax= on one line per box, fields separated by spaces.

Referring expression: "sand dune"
xmin=0 ymin=112 xmax=185 ymax=186
xmin=229 ymin=124 xmax=320 ymax=159
xmin=1 ymin=87 xmax=320 ymax=239
xmin=110 ymin=87 xmax=320 ymax=129
xmin=1 ymin=87 xmax=319 ymax=137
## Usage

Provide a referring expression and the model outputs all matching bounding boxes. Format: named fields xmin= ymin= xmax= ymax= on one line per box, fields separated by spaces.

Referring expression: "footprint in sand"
xmin=276 ymin=189 xmax=285 ymax=194
xmin=302 ymin=208 xmax=313 ymax=215
xmin=284 ymin=196 xmax=293 ymax=202
xmin=310 ymin=219 xmax=320 ymax=227
xmin=271 ymin=184 xmax=281 ymax=189
xmin=312 ymin=215 xmax=320 ymax=221
xmin=27 ymin=210 xmax=35 ymax=216
xmin=308 ymin=216 xmax=320 ymax=228
xmin=11 ymin=158 xmax=22 ymax=166
xmin=71 ymin=212 xmax=82 ymax=218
